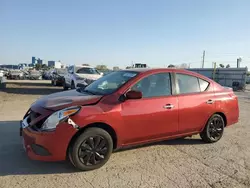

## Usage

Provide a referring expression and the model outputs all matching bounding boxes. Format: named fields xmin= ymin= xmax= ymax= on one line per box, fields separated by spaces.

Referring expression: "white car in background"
xmin=63 ymin=65 xmax=103 ymax=90
xmin=0 ymin=70 xmax=4 ymax=78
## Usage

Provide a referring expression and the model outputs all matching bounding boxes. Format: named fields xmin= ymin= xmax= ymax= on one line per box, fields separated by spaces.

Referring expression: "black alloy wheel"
xmin=200 ymin=114 xmax=225 ymax=143
xmin=69 ymin=127 xmax=113 ymax=171
xmin=78 ymin=136 xmax=108 ymax=165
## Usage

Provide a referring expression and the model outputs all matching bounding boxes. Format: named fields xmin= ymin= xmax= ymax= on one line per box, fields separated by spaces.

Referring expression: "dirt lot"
xmin=0 ymin=80 xmax=250 ymax=188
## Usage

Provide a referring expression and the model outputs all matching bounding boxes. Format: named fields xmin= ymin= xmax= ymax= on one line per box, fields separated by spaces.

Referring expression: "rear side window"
xmin=198 ymin=78 xmax=209 ymax=91
xmin=176 ymin=73 xmax=200 ymax=94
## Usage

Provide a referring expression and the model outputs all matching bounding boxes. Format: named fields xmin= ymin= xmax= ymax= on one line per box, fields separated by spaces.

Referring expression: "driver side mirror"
xmin=126 ymin=90 xmax=142 ymax=100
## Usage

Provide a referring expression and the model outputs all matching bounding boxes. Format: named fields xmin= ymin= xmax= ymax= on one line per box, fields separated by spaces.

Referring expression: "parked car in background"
xmin=63 ymin=65 xmax=103 ymax=90
xmin=6 ymin=69 xmax=24 ymax=79
xmin=20 ymin=68 xmax=239 ymax=171
xmin=0 ymin=70 xmax=4 ymax=78
xmin=51 ymin=68 xmax=66 ymax=86
xmin=28 ymin=70 xmax=42 ymax=80
xmin=246 ymin=76 xmax=250 ymax=84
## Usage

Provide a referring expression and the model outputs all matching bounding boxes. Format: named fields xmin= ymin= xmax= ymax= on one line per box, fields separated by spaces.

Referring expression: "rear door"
xmin=120 ymin=71 xmax=179 ymax=145
xmin=176 ymin=73 xmax=216 ymax=133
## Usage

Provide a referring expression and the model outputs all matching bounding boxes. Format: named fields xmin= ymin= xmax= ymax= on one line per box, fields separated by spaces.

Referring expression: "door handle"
xmin=163 ymin=104 xmax=174 ymax=109
xmin=206 ymin=99 xmax=214 ymax=104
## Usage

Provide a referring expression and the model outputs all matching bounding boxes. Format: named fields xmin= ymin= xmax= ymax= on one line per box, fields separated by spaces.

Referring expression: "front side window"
xmin=176 ymin=73 xmax=200 ymax=94
xmin=131 ymin=72 xmax=171 ymax=98
xmin=81 ymin=71 xmax=139 ymax=95
xmin=76 ymin=67 xmax=99 ymax=74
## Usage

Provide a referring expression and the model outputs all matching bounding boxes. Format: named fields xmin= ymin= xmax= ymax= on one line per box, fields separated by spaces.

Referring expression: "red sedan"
xmin=20 ymin=68 xmax=239 ymax=171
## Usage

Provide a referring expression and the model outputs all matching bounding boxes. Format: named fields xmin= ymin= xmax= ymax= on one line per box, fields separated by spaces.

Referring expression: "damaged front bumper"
xmin=20 ymin=119 xmax=79 ymax=161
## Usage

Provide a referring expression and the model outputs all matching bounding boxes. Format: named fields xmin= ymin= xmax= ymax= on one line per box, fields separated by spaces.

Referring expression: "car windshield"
xmin=56 ymin=69 xmax=66 ymax=74
xmin=81 ymin=71 xmax=139 ymax=95
xmin=76 ymin=67 xmax=100 ymax=74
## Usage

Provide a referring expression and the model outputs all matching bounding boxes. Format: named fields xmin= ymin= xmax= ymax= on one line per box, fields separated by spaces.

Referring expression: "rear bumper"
xmin=22 ymin=122 xmax=77 ymax=161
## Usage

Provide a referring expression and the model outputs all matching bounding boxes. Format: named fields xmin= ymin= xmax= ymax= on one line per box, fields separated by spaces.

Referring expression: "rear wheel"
xmin=71 ymin=81 xmax=76 ymax=89
xmin=200 ymin=114 xmax=225 ymax=143
xmin=69 ymin=128 xmax=113 ymax=171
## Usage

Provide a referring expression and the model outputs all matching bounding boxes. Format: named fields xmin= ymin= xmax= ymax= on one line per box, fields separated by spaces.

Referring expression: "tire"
xmin=71 ymin=81 xmax=76 ymax=89
xmin=69 ymin=127 xmax=113 ymax=171
xmin=63 ymin=81 xmax=69 ymax=90
xmin=200 ymin=114 xmax=225 ymax=143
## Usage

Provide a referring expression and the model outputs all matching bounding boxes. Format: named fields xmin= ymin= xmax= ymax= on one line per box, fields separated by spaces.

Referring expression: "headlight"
xmin=41 ymin=106 xmax=80 ymax=131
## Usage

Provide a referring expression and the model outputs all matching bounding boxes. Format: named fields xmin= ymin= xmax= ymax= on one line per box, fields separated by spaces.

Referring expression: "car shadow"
xmin=115 ymin=137 xmax=204 ymax=153
xmin=0 ymin=121 xmax=76 ymax=176
xmin=0 ymin=81 xmax=62 ymax=95
xmin=0 ymin=120 xmax=205 ymax=176
xmin=1 ymin=87 xmax=62 ymax=95
xmin=5 ymin=81 xmax=52 ymax=87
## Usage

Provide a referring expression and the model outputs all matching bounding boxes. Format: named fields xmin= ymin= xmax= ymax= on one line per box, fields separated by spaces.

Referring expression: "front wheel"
xmin=200 ymin=114 xmax=225 ymax=143
xmin=63 ymin=80 xmax=69 ymax=90
xmin=71 ymin=81 xmax=76 ymax=89
xmin=69 ymin=128 xmax=113 ymax=171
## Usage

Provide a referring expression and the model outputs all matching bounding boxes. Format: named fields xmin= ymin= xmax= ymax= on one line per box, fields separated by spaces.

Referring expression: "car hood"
xmin=75 ymin=73 xmax=102 ymax=80
xmin=31 ymin=89 xmax=103 ymax=111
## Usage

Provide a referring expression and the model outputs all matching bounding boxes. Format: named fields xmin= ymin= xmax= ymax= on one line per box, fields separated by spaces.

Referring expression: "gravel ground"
xmin=0 ymin=80 xmax=250 ymax=188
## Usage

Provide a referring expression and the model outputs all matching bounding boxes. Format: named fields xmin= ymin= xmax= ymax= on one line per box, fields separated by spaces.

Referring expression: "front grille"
xmin=27 ymin=110 xmax=41 ymax=124
xmin=33 ymin=117 xmax=47 ymax=129
xmin=30 ymin=111 xmax=41 ymax=121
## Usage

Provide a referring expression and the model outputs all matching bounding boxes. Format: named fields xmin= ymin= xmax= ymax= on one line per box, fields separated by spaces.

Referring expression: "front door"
xmin=120 ymin=72 xmax=179 ymax=145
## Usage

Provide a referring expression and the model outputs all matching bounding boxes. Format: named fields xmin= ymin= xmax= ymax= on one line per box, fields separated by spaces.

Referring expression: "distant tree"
xmin=113 ymin=66 xmax=120 ymax=71
xmin=179 ymin=63 xmax=189 ymax=68
xmin=226 ymin=64 xmax=230 ymax=68
xmin=219 ymin=64 xmax=225 ymax=68
xmin=35 ymin=63 xmax=42 ymax=70
xmin=42 ymin=64 xmax=49 ymax=69
xmin=95 ymin=65 xmax=108 ymax=71
xmin=168 ymin=64 xmax=175 ymax=68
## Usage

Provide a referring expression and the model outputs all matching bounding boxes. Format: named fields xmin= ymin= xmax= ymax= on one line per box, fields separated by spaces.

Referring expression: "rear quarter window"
xmin=198 ymin=78 xmax=210 ymax=91
xmin=176 ymin=73 xmax=200 ymax=94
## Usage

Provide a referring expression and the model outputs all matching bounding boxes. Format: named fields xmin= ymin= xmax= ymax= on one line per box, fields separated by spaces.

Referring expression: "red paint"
xmin=22 ymin=68 xmax=239 ymax=161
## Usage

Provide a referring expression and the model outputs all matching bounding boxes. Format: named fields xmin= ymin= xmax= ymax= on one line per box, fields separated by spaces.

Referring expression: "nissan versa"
xmin=20 ymin=68 xmax=239 ymax=171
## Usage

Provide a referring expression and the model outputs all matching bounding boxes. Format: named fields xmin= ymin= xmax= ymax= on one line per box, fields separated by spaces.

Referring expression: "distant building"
xmin=37 ymin=59 xmax=48 ymax=66
xmin=32 ymin=57 xmax=37 ymax=65
xmin=48 ymin=61 xmax=62 ymax=68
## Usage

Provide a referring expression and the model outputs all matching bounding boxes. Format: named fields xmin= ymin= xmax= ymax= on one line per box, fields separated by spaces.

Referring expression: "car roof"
xmin=124 ymin=68 xmax=213 ymax=81
xmin=124 ymin=68 xmax=192 ymax=73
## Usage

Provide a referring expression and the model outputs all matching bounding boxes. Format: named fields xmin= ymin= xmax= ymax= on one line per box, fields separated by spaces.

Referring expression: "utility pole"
xmin=202 ymin=50 xmax=205 ymax=68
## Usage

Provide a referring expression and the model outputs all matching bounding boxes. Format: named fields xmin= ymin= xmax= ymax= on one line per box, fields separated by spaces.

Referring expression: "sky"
xmin=1 ymin=0 xmax=250 ymax=69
